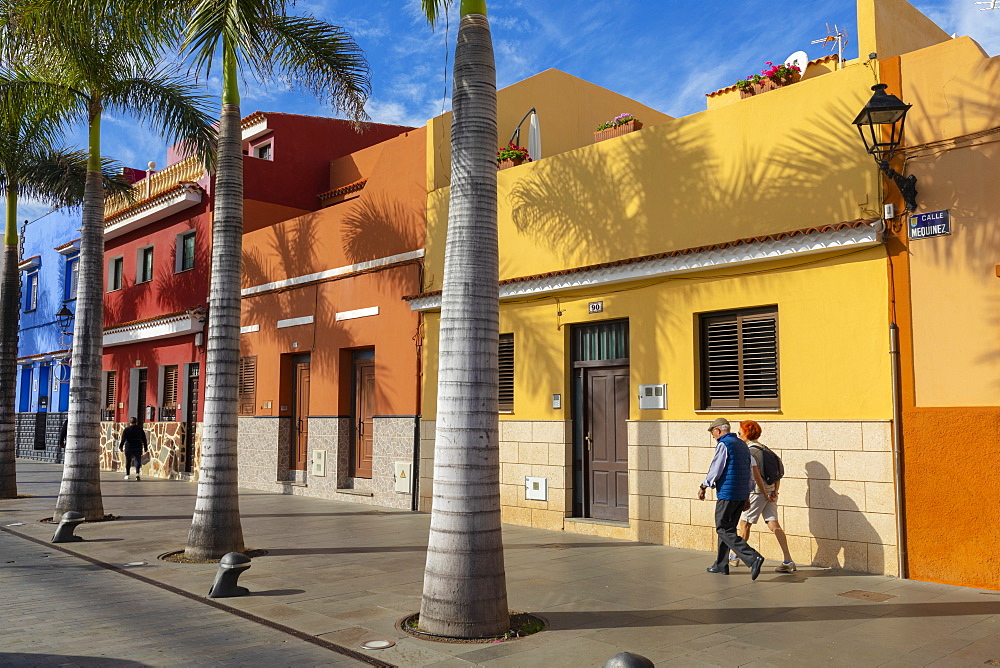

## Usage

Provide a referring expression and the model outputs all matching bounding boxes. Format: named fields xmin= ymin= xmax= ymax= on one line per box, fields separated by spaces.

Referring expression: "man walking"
xmin=697 ymin=417 xmax=765 ymax=579
xmin=119 ymin=417 xmax=148 ymax=481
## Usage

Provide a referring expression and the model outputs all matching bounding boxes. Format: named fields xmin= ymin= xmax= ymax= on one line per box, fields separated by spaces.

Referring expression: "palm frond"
xmin=19 ymin=147 xmax=133 ymax=208
xmin=184 ymin=0 xmax=276 ymax=80
xmin=102 ymin=68 xmax=217 ymax=171
xmin=262 ymin=14 xmax=370 ymax=123
xmin=421 ymin=0 xmax=453 ymax=27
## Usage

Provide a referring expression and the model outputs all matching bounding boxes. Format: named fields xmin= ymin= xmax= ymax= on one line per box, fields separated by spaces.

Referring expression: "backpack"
xmin=750 ymin=443 xmax=784 ymax=485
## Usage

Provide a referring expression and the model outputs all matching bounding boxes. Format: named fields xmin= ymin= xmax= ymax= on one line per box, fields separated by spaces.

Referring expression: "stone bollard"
xmin=51 ymin=511 xmax=86 ymax=543
xmin=207 ymin=552 xmax=252 ymax=598
xmin=604 ymin=652 xmax=655 ymax=668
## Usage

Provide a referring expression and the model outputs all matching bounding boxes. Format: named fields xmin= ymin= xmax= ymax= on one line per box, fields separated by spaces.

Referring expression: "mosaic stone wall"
xmin=98 ymin=421 xmax=202 ymax=480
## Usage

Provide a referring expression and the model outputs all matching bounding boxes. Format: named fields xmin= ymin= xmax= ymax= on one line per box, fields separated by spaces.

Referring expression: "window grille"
xmin=160 ymin=365 xmax=178 ymax=421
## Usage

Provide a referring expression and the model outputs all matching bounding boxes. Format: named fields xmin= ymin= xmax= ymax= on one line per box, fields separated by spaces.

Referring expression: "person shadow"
xmin=806 ymin=461 xmax=885 ymax=573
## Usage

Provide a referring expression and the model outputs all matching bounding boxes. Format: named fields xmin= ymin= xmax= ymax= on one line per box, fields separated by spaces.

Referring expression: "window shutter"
xmin=238 ymin=356 xmax=256 ymax=416
xmin=163 ymin=366 xmax=178 ymax=408
xmin=498 ymin=334 xmax=514 ymax=412
xmin=701 ymin=306 xmax=779 ymax=409
xmin=105 ymin=371 xmax=116 ymax=408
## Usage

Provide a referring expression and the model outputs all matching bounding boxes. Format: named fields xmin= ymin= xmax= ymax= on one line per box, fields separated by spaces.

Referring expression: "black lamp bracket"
xmin=877 ymin=160 xmax=918 ymax=213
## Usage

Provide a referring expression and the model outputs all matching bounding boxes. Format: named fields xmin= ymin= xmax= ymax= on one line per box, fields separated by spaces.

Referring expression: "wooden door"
xmin=351 ymin=358 xmax=375 ymax=479
xmin=586 ymin=365 xmax=630 ymax=521
xmin=183 ymin=364 xmax=199 ymax=473
xmin=135 ymin=369 xmax=148 ymax=423
xmin=292 ymin=359 xmax=310 ymax=471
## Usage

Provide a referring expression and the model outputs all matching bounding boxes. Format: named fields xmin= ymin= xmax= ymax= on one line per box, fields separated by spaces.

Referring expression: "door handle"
xmin=585 ymin=432 xmax=592 ymax=451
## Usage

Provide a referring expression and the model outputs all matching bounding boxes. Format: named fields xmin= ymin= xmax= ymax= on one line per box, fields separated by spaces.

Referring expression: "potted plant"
xmin=497 ymin=143 xmax=531 ymax=169
xmin=594 ymin=113 xmax=643 ymax=142
xmin=735 ymin=61 xmax=802 ymax=98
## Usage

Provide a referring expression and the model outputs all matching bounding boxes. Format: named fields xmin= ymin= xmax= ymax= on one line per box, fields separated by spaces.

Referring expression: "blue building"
xmin=15 ymin=209 xmax=80 ymax=463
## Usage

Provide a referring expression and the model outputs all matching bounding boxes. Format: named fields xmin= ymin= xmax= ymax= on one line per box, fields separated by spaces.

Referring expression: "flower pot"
xmin=739 ymin=72 xmax=802 ymax=99
xmin=497 ymin=158 xmax=527 ymax=170
xmin=593 ymin=119 xmax=643 ymax=143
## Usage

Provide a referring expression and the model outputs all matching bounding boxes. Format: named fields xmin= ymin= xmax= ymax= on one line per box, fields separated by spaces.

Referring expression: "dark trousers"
xmin=124 ymin=450 xmax=142 ymax=475
xmin=714 ymin=498 xmax=762 ymax=569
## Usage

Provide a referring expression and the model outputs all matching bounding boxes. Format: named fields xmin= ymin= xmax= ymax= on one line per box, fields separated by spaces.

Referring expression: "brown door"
xmin=292 ymin=357 xmax=310 ymax=471
xmin=586 ymin=365 xmax=630 ymax=521
xmin=351 ymin=356 xmax=375 ymax=479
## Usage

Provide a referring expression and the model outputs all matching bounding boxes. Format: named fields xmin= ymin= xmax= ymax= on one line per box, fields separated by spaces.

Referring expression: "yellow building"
xmin=412 ymin=0 xmax=999 ymax=583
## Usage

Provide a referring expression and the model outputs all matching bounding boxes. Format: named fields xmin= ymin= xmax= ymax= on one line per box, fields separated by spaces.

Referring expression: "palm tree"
xmin=0 ymin=88 xmax=132 ymax=500
xmin=147 ymin=0 xmax=369 ymax=559
xmin=417 ymin=0 xmax=509 ymax=638
xmin=0 ymin=1 xmax=216 ymax=521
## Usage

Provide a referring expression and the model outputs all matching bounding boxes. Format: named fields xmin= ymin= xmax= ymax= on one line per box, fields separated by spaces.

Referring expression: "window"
xmin=109 ymin=257 xmax=123 ymax=291
xmin=254 ymin=142 xmax=272 ymax=160
xmin=137 ymin=246 xmax=154 ymax=283
xmin=24 ymin=271 xmax=38 ymax=311
xmin=160 ymin=365 xmax=178 ymax=421
xmin=103 ymin=371 xmax=117 ymax=421
xmin=65 ymin=255 xmax=79 ymax=300
xmin=499 ymin=334 xmax=514 ymax=412
xmin=700 ymin=306 xmax=779 ymax=409
xmin=177 ymin=231 xmax=195 ymax=272
xmin=238 ymin=356 xmax=257 ymax=415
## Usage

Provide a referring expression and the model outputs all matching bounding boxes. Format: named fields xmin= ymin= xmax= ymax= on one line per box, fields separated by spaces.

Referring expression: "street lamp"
xmin=852 ymin=83 xmax=918 ymax=212
xmin=55 ymin=305 xmax=74 ymax=336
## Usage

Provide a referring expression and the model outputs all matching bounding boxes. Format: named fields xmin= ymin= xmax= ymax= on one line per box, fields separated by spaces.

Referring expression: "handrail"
xmin=104 ymin=156 xmax=206 ymax=220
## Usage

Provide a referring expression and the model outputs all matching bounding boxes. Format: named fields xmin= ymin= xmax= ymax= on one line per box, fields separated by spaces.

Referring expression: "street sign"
xmin=908 ymin=210 xmax=951 ymax=240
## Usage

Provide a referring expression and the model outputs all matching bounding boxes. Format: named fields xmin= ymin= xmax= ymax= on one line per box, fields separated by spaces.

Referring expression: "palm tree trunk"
xmin=419 ymin=5 xmax=508 ymax=638
xmin=54 ymin=104 xmax=105 ymax=520
xmin=185 ymin=44 xmax=245 ymax=559
xmin=0 ymin=187 xmax=20 ymax=499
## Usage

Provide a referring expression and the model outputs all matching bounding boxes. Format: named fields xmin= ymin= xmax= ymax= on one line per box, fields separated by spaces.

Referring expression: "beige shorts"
xmin=741 ymin=492 xmax=778 ymax=524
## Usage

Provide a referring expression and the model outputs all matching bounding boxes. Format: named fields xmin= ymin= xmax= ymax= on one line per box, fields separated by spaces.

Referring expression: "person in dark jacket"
xmin=119 ymin=417 xmax=148 ymax=481
xmin=697 ymin=417 xmax=765 ymax=579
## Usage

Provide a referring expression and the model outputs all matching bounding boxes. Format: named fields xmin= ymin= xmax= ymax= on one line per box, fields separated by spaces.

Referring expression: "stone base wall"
xmin=15 ymin=412 xmax=67 ymax=464
xmin=98 ymin=421 xmax=202 ymax=480
xmin=237 ymin=416 xmax=417 ymax=510
xmin=419 ymin=417 xmax=899 ymax=576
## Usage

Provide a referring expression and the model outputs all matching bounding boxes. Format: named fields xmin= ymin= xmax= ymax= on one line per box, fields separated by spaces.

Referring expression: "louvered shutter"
xmin=701 ymin=307 xmax=779 ymax=409
xmin=163 ymin=366 xmax=178 ymax=408
xmin=105 ymin=371 xmax=116 ymax=408
xmin=238 ymin=356 xmax=257 ymax=416
xmin=498 ymin=334 xmax=514 ymax=412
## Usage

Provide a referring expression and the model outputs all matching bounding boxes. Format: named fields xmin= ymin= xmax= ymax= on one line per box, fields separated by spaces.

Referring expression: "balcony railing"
xmin=159 ymin=406 xmax=177 ymax=422
xmin=101 ymin=408 xmax=115 ymax=422
xmin=104 ymin=156 xmax=206 ymax=221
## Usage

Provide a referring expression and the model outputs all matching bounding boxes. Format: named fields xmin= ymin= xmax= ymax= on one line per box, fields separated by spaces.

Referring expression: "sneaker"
xmin=728 ymin=554 xmax=740 ymax=567
xmin=124 ymin=474 xmax=131 ymax=480
xmin=136 ymin=474 xmax=141 ymax=481
xmin=775 ymin=561 xmax=797 ymax=573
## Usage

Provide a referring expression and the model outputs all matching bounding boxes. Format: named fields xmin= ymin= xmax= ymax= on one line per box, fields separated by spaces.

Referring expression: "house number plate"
xmin=588 ymin=301 xmax=604 ymax=314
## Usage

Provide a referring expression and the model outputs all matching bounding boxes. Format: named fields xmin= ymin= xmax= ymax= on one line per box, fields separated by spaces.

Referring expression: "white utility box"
xmin=311 ymin=449 xmax=327 ymax=477
xmin=394 ymin=462 xmax=413 ymax=493
xmin=638 ymin=383 xmax=667 ymax=409
xmin=525 ymin=476 xmax=548 ymax=501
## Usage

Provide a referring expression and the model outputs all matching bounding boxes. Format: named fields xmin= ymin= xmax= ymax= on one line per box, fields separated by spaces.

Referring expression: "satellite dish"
xmin=784 ymin=50 xmax=809 ymax=72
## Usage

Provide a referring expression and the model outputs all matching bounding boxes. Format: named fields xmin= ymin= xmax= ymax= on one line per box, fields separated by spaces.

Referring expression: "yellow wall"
xmin=857 ymin=0 xmax=951 ymax=62
xmin=425 ymin=64 xmax=880 ymax=292
xmin=426 ymin=68 xmax=674 ymax=193
xmin=421 ymin=249 xmax=893 ymax=422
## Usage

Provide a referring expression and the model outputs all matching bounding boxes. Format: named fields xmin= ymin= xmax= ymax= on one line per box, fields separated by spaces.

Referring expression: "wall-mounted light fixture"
xmin=55 ymin=305 xmax=74 ymax=336
xmin=852 ymin=83 xmax=918 ymax=212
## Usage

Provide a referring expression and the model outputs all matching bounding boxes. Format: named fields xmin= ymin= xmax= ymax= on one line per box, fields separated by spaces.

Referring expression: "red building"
xmin=98 ymin=113 xmax=412 ymax=479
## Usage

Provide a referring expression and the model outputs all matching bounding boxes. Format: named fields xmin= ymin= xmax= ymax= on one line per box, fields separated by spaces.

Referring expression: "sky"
xmin=7 ymin=0 xmax=1000 ymax=225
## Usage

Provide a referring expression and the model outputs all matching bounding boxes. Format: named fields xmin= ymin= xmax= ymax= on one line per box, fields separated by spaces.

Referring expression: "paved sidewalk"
xmin=2 ymin=460 xmax=1000 ymax=667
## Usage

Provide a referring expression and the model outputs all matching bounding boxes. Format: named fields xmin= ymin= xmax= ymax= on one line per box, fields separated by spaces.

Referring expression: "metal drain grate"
xmin=837 ymin=589 xmax=897 ymax=602
xmin=538 ymin=543 xmax=571 ymax=550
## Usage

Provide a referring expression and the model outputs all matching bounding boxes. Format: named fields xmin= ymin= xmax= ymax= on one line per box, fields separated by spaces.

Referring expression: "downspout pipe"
xmin=890 ymin=323 xmax=908 ymax=579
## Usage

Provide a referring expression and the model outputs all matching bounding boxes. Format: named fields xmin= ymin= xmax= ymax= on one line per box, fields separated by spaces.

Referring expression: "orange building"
xmin=237 ymin=122 xmax=427 ymax=509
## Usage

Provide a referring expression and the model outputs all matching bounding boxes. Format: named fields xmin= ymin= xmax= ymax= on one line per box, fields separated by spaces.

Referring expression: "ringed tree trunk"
xmin=185 ymin=45 xmax=245 ymax=559
xmin=419 ymin=4 xmax=509 ymax=638
xmin=0 ymin=187 xmax=20 ymax=499
xmin=54 ymin=104 xmax=106 ymax=520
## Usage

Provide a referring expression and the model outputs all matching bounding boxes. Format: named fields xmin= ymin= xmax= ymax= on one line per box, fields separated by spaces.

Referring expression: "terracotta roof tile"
xmin=404 ymin=218 xmax=879 ymax=301
xmin=318 ymin=178 xmax=368 ymax=201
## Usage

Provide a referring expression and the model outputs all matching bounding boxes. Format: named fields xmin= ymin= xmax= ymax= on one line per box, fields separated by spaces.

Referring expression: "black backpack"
xmin=750 ymin=444 xmax=784 ymax=485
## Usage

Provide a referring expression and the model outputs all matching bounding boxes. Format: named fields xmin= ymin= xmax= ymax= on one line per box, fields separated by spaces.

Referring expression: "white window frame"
xmin=24 ymin=270 xmax=38 ymax=311
xmin=253 ymin=140 xmax=273 ymax=161
xmin=136 ymin=245 xmax=154 ymax=284
xmin=66 ymin=254 xmax=80 ymax=301
xmin=175 ymin=230 xmax=196 ymax=273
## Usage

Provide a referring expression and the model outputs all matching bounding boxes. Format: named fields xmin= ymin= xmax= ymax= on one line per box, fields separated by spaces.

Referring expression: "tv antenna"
xmin=812 ymin=24 xmax=849 ymax=69
xmin=975 ymin=0 xmax=998 ymax=9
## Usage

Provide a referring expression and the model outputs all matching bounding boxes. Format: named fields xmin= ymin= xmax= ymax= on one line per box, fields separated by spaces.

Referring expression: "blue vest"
xmin=716 ymin=433 xmax=751 ymax=500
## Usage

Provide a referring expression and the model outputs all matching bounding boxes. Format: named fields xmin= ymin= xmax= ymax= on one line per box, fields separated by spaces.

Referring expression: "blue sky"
xmin=8 ymin=0 xmax=999 ymax=224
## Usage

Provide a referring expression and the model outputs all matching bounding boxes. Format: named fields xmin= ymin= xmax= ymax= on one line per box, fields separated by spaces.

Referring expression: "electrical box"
xmin=525 ymin=476 xmax=547 ymax=501
xmin=638 ymin=383 xmax=667 ymax=410
xmin=312 ymin=449 xmax=327 ymax=477
xmin=394 ymin=461 xmax=412 ymax=493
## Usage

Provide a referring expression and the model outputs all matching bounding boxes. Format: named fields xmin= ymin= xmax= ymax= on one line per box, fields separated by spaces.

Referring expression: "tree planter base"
xmin=398 ymin=611 xmax=546 ymax=643
xmin=594 ymin=119 xmax=643 ymax=143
